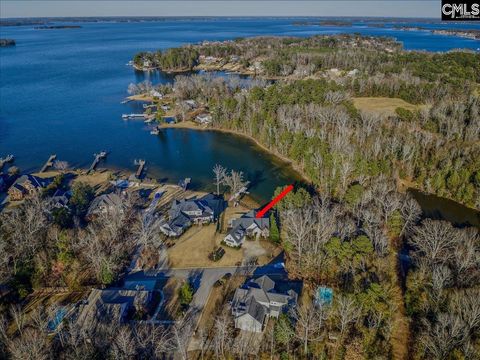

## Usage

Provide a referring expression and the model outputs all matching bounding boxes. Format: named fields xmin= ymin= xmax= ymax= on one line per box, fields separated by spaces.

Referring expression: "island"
xmin=0 ymin=39 xmax=15 ymax=47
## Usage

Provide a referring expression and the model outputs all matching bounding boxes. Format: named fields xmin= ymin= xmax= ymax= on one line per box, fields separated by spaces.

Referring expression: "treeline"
xmin=133 ymin=47 xmax=199 ymax=70
xmin=170 ymin=73 xmax=480 ymax=209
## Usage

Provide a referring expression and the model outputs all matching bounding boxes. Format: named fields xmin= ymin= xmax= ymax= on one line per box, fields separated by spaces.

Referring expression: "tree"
xmin=179 ymin=282 xmax=193 ymax=305
xmin=291 ymin=304 xmax=329 ymax=355
xmin=70 ymin=182 xmax=94 ymax=217
xmin=223 ymin=169 xmax=250 ymax=197
xmin=212 ymin=164 xmax=227 ymax=195
xmin=269 ymin=212 xmax=280 ymax=243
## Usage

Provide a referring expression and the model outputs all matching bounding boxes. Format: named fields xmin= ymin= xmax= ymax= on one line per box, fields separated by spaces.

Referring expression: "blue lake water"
xmin=1 ymin=18 xmax=479 ymax=202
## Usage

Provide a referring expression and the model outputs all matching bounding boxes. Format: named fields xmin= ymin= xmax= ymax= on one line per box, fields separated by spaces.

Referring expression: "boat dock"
xmin=40 ymin=154 xmax=57 ymax=173
xmin=88 ymin=151 xmax=108 ymax=173
xmin=122 ymin=113 xmax=146 ymax=120
xmin=0 ymin=154 xmax=14 ymax=170
xmin=134 ymin=159 xmax=146 ymax=178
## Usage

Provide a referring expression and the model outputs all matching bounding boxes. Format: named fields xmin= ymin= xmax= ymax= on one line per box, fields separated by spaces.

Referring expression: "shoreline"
xmin=158 ymin=120 xmax=312 ymax=185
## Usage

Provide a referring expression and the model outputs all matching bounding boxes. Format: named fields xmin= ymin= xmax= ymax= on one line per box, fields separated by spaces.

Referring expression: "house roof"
xmin=87 ymin=193 xmax=123 ymax=215
xmin=231 ymin=210 xmax=270 ymax=231
xmin=232 ymin=276 xmax=297 ymax=327
xmin=76 ymin=288 xmax=150 ymax=333
xmin=226 ymin=224 xmax=246 ymax=244
xmin=13 ymin=174 xmax=52 ymax=190
xmin=253 ymin=275 xmax=275 ymax=292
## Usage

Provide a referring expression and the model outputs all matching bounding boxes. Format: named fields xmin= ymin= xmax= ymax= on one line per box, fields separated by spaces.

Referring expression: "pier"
xmin=122 ymin=113 xmax=146 ymax=120
xmin=88 ymin=151 xmax=108 ymax=173
xmin=40 ymin=154 xmax=57 ymax=173
xmin=134 ymin=159 xmax=146 ymax=179
xmin=0 ymin=154 xmax=14 ymax=170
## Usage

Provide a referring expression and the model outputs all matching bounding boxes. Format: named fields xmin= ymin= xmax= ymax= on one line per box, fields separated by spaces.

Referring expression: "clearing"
xmin=352 ymin=97 xmax=425 ymax=117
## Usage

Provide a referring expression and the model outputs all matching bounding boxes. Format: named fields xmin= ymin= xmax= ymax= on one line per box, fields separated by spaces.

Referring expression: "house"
xmin=159 ymin=212 xmax=192 ymax=237
xmin=150 ymin=90 xmax=163 ymax=99
xmin=86 ymin=193 xmax=123 ymax=218
xmin=195 ymin=113 xmax=212 ymax=125
xmin=8 ymin=174 xmax=52 ymax=201
xmin=231 ymin=275 xmax=298 ymax=333
xmin=184 ymin=99 xmax=198 ymax=109
xmin=76 ymin=288 xmax=152 ymax=333
xmin=224 ymin=210 xmax=270 ymax=247
xmin=47 ymin=189 xmax=71 ymax=210
xmin=160 ymin=193 xmax=225 ymax=237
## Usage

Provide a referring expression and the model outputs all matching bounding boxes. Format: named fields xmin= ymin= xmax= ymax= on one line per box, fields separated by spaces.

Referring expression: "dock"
xmin=178 ymin=177 xmax=191 ymax=191
xmin=134 ymin=159 xmax=146 ymax=179
xmin=122 ymin=113 xmax=146 ymax=120
xmin=40 ymin=154 xmax=57 ymax=173
xmin=0 ymin=154 xmax=14 ymax=170
xmin=88 ymin=151 xmax=108 ymax=173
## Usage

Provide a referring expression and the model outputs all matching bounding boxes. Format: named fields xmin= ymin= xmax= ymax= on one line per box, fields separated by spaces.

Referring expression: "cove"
xmin=409 ymin=189 xmax=480 ymax=228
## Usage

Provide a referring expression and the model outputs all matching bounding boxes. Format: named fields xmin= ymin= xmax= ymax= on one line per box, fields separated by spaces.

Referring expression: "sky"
xmin=1 ymin=1 xmax=439 ymax=19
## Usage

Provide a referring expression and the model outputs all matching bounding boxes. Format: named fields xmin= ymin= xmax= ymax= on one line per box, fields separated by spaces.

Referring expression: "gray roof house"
xmin=231 ymin=275 xmax=298 ymax=333
xmin=224 ymin=210 xmax=270 ymax=247
xmin=86 ymin=193 xmax=123 ymax=218
xmin=76 ymin=288 xmax=152 ymax=334
xmin=160 ymin=194 xmax=225 ymax=237
xmin=47 ymin=189 xmax=71 ymax=210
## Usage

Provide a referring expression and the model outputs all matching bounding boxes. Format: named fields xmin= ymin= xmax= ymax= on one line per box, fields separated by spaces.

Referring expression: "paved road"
xmin=124 ymin=262 xmax=287 ymax=315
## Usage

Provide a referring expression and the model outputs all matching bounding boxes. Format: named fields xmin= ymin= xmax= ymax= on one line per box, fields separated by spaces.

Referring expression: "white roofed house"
xmin=195 ymin=113 xmax=212 ymax=125
xmin=231 ymin=275 xmax=298 ymax=333
xmin=223 ymin=210 xmax=270 ymax=247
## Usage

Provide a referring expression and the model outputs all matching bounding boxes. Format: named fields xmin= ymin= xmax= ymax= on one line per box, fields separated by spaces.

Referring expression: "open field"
xmin=353 ymin=97 xmax=425 ymax=117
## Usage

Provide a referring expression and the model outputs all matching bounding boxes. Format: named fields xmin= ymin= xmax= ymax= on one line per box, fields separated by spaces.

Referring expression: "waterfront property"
xmin=195 ymin=113 xmax=213 ymax=125
xmin=160 ymin=193 xmax=226 ymax=237
xmin=7 ymin=174 xmax=52 ymax=201
xmin=86 ymin=193 xmax=124 ymax=218
xmin=231 ymin=275 xmax=298 ymax=333
xmin=224 ymin=210 xmax=270 ymax=247
xmin=46 ymin=189 xmax=71 ymax=210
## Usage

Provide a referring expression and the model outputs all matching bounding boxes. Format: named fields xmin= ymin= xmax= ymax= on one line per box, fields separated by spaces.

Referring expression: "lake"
xmin=1 ymin=18 xmax=479 ymax=202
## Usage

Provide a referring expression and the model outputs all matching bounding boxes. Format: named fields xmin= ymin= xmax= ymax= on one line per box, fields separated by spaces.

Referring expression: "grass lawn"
xmin=352 ymin=97 xmax=425 ymax=117
xmin=167 ymin=223 xmax=280 ymax=268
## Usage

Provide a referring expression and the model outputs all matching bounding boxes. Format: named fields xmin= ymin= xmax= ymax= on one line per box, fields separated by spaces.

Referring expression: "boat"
xmin=150 ymin=127 xmax=159 ymax=135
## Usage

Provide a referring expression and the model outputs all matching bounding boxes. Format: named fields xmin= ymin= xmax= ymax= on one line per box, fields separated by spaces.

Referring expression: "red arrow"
xmin=255 ymin=184 xmax=294 ymax=218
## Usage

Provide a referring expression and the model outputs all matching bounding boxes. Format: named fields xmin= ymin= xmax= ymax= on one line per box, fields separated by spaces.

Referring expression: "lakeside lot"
xmin=167 ymin=203 xmax=281 ymax=268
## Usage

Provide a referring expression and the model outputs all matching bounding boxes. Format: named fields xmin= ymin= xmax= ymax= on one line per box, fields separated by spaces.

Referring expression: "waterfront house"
xmin=160 ymin=193 xmax=225 ymax=237
xmin=8 ymin=174 xmax=52 ymax=201
xmin=224 ymin=210 xmax=270 ymax=247
xmin=76 ymin=288 xmax=152 ymax=334
xmin=86 ymin=193 xmax=123 ymax=219
xmin=47 ymin=189 xmax=71 ymax=210
xmin=159 ymin=212 xmax=192 ymax=237
xmin=195 ymin=113 xmax=212 ymax=125
xmin=231 ymin=275 xmax=298 ymax=333
xmin=150 ymin=90 xmax=163 ymax=98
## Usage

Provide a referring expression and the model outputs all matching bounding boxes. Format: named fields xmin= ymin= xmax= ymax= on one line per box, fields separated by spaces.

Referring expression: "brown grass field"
xmin=353 ymin=97 xmax=425 ymax=117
